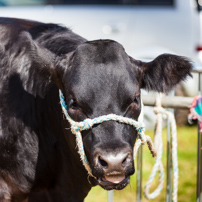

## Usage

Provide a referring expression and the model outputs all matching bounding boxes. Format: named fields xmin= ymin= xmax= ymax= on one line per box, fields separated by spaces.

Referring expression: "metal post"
xmin=136 ymin=145 xmax=143 ymax=202
xmin=197 ymin=72 xmax=202 ymax=202
xmin=108 ymin=190 xmax=114 ymax=202
xmin=166 ymin=115 xmax=172 ymax=202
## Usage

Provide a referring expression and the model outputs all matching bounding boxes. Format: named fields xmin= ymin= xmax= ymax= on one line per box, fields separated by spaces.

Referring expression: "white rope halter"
xmin=59 ymin=90 xmax=157 ymax=178
xmin=144 ymin=94 xmax=179 ymax=202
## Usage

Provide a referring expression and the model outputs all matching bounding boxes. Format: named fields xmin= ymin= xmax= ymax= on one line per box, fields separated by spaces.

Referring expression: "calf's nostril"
xmin=122 ymin=156 xmax=127 ymax=167
xmin=121 ymin=154 xmax=130 ymax=167
xmin=98 ymin=156 xmax=108 ymax=168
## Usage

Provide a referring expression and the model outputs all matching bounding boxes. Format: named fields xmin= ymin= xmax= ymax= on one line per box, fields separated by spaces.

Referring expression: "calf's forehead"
xmin=74 ymin=40 xmax=127 ymax=64
xmin=65 ymin=40 xmax=140 ymax=105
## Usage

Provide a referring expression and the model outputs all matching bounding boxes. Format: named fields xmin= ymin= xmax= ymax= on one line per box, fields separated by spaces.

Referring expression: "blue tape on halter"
xmin=59 ymin=90 xmax=70 ymax=118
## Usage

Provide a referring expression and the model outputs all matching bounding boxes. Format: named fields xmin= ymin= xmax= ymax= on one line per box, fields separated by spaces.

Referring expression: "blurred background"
xmin=0 ymin=0 xmax=201 ymax=66
xmin=0 ymin=0 xmax=201 ymax=201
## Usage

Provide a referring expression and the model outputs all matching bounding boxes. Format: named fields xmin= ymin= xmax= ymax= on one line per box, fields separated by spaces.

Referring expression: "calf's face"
xmin=53 ymin=40 xmax=192 ymax=190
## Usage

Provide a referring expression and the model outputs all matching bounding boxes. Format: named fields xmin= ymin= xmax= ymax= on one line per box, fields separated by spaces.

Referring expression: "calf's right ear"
xmin=22 ymin=31 xmax=74 ymax=90
xmin=132 ymin=54 xmax=193 ymax=93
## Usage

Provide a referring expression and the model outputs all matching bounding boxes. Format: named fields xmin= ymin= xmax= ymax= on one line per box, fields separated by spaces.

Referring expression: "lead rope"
xmin=59 ymin=90 xmax=157 ymax=178
xmin=144 ymin=94 xmax=178 ymax=202
xmin=144 ymin=94 xmax=165 ymax=199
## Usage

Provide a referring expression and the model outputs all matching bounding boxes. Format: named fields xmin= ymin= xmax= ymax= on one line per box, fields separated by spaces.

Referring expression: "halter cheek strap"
xmin=59 ymin=90 xmax=156 ymax=178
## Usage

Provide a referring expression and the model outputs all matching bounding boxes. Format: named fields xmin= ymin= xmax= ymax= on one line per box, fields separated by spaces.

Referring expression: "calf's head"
xmin=40 ymin=39 xmax=192 ymax=190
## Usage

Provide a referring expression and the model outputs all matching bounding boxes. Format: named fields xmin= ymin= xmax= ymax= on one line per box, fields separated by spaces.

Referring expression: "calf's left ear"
xmin=133 ymin=54 xmax=193 ymax=93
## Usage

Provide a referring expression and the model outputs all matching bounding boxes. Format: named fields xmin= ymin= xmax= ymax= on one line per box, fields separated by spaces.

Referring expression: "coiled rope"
xmin=59 ymin=90 xmax=157 ymax=178
xmin=144 ymin=94 xmax=179 ymax=202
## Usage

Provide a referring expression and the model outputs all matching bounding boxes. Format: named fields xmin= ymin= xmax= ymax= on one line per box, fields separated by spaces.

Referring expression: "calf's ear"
xmin=134 ymin=54 xmax=193 ymax=93
xmin=21 ymin=31 xmax=74 ymax=89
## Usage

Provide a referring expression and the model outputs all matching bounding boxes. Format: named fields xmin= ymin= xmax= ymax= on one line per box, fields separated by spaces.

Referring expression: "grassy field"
xmin=85 ymin=125 xmax=198 ymax=202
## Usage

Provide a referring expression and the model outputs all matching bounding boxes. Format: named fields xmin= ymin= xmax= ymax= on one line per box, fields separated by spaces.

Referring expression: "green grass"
xmin=85 ymin=125 xmax=198 ymax=202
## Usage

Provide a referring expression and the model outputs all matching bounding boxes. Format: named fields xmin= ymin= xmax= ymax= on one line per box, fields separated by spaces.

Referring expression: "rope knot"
xmin=71 ymin=119 xmax=93 ymax=134
xmin=82 ymin=119 xmax=93 ymax=130
xmin=154 ymin=106 xmax=164 ymax=114
xmin=71 ymin=122 xmax=81 ymax=134
xmin=136 ymin=122 xmax=146 ymax=144
xmin=153 ymin=106 xmax=168 ymax=119
xmin=136 ymin=122 xmax=145 ymax=133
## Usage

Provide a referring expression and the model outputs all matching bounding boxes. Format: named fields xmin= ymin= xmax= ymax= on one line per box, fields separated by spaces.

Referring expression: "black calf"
xmin=0 ymin=17 xmax=192 ymax=201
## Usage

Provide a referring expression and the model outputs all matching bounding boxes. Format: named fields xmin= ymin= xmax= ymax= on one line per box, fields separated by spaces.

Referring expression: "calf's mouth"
xmin=91 ymin=148 xmax=134 ymax=190
xmin=97 ymin=174 xmax=130 ymax=190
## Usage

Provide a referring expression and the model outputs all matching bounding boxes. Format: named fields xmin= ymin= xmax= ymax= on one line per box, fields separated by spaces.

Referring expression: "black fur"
xmin=0 ymin=18 xmax=192 ymax=202
xmin=140 ymin=54 xmax=192 ymax=92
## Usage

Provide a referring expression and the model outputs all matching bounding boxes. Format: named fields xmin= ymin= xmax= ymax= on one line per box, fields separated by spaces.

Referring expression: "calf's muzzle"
xmin=96 ymin=152 xmax=131 ymax=173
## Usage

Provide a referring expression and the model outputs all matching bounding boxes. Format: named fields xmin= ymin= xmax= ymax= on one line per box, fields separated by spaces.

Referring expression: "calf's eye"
xmin=134 ymin=96 xmax=140 ymax=104
xmin=70 ymin=99 xmax=80 ymax=110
